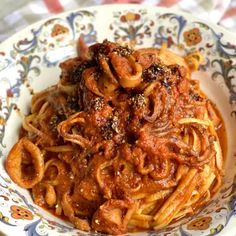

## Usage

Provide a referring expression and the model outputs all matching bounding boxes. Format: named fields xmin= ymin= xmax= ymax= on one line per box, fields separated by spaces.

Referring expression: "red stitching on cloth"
xmin=102 ymin=0 xmax=143 ymax=3
xmin=44 ymin=0 xmax=64 ymax=13
xmin=158 ymin=0 xmax=180 ymax=7
xmin=221 ymin=6 xmax=236 ymax=20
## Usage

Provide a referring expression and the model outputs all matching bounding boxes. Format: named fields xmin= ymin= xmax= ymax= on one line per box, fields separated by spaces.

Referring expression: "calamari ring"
xmin=111 ymin=54 xmax=142 ymax=88
xmin=32 ymin=182 xmax=57 ymax=207
xmin=83 ymin=67 xmax=104 ymax=97
xmin=150 ymin=158 xmax=171 ymax=180
xmin=44 ymin=158 xmax=67 ymax=185
xmin=61 ymin=193 xmax=91 ymax=231
xmin=57 ymin=112 xmax=90 ymax=148
xmin=5 ymin=137 xmax=44 ymax=189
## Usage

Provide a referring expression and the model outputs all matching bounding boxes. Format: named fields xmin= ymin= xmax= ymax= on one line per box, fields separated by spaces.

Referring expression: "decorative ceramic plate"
xmin=0 ymin=4 xmax=236 ymax=236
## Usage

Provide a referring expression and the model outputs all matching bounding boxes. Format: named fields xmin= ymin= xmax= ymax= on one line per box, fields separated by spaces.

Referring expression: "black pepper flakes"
xmin=100 ymin=114 xmax=120 ymax=140
xmin=67 ymin=96 xmax=80 ymax=111
xmin=94 ymin=42 xmax=111 ymax=55
xmin=161 ymin=77 xmax=172 ymax=90
xmin=101 ymin=125 xmax=114 ymax=140
xmin=49 ymin=115 xmax=60 ymax=131
xmin=92 ymin=70 xmax=101 ymax=81
xmin=143 ymin=63 xmax=169 ymax=82
xmin=90 ymin=97 xmax=104 ymax=111
xmin=190 ymin=92 xmax=203 ymax=102
xmin=89 ymin=41 xmax=112 ymax=62
xmin=112 ymin=46 xmax=133 ymax=57
xmin=130 ymin=94 xmax=146 ymax=109
xmin=169 ymin=64 xmax=186 ymax=78
xmin=111 ymin=115 xmax=119 ymax=133
xmin=71 ymin=61 xmax=94 ymax=83
xmin=169 ymin=64 xmax=181 ymax=75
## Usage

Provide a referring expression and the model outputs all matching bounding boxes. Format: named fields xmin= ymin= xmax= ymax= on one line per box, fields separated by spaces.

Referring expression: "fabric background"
xmin=0 ymin=0 xmax=236 ymax=43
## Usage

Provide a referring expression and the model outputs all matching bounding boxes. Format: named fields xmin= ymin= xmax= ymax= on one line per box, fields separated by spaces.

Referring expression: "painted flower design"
xmin=223 ymin=59 xmax=233 ymax=69
xmin=0 ymin=116 xmax=5 ymax=125
xmin=51 ymin=24 xmax=69 ymax=37
xmin=183 ymin=28 xmax=202 ymax=46
xmin=6 ymin=89 xmax=13 ymax=98
xmin=10 ymin=205 xmax=33 ymax=220
xmin=21 ymin=56 xmax=29 ymax=63
xmin=187 ymin=216 xmax=212 ymax=230
xmin=110 ymin=11 xmax=153 ymax=47
xmin=120 ymin=12 xmax=141 ymax=22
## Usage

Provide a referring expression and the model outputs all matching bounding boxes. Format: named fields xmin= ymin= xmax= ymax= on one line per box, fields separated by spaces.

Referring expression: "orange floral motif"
xmin=21 ymin=56 xmax=29 ymax=63
xmin=120 ymin=12 xmax=140 ymax=22
xmin=223 ymin=60 xmax=233 ymax=69
xmin=10 ymin=205 xmax=33 ymax=220
xmin=6 ymin=89 xmax=13 ymax=98
xmin=187 ymin=216 xmax=212 ymax=230
xmin=51 ymin=24 xmax=69 ymax=37
xmin=183 ymin=28 xmax=202 ymax=46
xmin=0 ymin=116 xmax=5 ymax=125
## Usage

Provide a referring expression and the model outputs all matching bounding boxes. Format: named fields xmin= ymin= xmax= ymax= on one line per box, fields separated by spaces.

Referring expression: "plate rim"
xmin=0 ymin=4 xmax=236 ymax=236
xmin=1 ymin=3 xmax=236 ymax=49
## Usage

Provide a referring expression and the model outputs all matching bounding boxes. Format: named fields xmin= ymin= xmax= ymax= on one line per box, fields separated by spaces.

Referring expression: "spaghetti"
xmin=6 ymin=40 xmax=225 ymax=235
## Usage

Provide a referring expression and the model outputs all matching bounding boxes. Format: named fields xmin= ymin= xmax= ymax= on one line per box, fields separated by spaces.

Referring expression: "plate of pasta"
xmin=0 ymin=4 xmax=236 ymax=236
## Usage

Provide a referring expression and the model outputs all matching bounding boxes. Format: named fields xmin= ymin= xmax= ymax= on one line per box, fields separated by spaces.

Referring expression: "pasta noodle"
xmin=5 ymin=39 xmax=226 ymax=235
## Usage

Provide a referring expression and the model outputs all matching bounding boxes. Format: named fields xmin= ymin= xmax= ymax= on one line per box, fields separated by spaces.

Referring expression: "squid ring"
xmin=5 ymin=137 xmax=44 ymax=189
xmin=57 ymin=112 xmax=91 ymax=148
xmin=111 ymin=54 xmax=142 ymax=88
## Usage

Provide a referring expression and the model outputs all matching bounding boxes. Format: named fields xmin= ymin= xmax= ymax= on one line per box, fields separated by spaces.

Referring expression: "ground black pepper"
xmin=161 ymin=77 xmax=172 ymax=90
xmin=112 ymin=46 xmax=133 ymax=57
xmin=49 ymin=115 xmax=60 ymax=131
xmin=190 ymin=92 xmax=203 ymax=102
xmin=90 ymin=97 xmax=104 ymax=111
xmin=100 ymin=114 xmax=120 ymax=140
xmin=143 ymin=63 xmax=169 ymax=82
xmin=130 ymin=94 xmax=146 ymax=109
xmin=67 ymin=96 xmax=80 ymax=111
xmin=72 ymin=61 xmax=94 ymax=83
